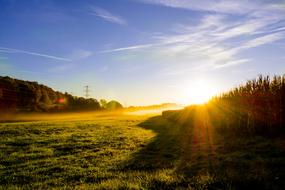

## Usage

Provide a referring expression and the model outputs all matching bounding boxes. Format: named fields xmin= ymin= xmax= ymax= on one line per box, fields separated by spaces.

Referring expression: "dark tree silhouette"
xmin=0 ymin=76 xmax=122 ymax=112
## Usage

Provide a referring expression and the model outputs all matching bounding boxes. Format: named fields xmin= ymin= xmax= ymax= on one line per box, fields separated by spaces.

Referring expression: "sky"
xmin=0 ymin=0 xmax=285 ymax=106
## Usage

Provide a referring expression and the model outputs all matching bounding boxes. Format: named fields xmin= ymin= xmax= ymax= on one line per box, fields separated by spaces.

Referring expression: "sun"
xmin=181 ymin=79 xmax=217 ymax=105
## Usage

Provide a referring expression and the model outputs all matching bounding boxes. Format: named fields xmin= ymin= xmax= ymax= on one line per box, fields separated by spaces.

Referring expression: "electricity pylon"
xmin=84 ymin=85 xmax=90 ymax=99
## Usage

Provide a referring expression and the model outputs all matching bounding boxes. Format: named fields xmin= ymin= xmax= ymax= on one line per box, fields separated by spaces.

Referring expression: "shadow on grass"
xmin=120 ymin=115 xmax=185 ymax=171
xmin=120 ymin=107 xmax=285 ymax=189
xmin=120 ymin=107 xmax=214 ymax=175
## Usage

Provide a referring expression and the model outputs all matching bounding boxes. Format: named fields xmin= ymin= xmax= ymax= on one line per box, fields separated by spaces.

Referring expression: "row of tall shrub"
xmin=209 ymin=75 xmax=285 ymax=134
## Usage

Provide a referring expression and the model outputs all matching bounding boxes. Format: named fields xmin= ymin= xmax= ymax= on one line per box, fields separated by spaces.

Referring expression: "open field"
xmin=0 ymin=111 xmax=285 ymax=189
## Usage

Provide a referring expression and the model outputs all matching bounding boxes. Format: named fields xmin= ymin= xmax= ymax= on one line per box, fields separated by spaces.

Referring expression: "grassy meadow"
xmin=0 ymin=110 xmax=284 ymax=189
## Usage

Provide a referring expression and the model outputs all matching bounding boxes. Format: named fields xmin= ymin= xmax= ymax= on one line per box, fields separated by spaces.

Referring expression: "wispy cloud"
xmin=138 ymin=0 xmax=256 ymax=14
xmin=138 ymin=0 xmax=284 ymax=15
xmin=214 ymin=59 xmax=250 ymax=69
xmin=47 ymin=49 xmax=94 ymax=73
xmin=90 ymin=6 xmax=127 ymax=25
xmin=102 ymin=0 xmax=285 ymax=74
xmin=241 ymin=33 xmax=284 ymax=49
xmin=0 ymin=47 xmax=70 ymax=61
xmin=49 ymin=63 xmax=76 ymax=73
xmin=100 ymin=43 xmax=157 ymax=53
xmin=68 ymin=49 xmax=93 ymax=60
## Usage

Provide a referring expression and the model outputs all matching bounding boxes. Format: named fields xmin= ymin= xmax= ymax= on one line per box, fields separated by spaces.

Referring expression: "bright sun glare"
xmin=181 ymin=79 xmax=217 ymax=105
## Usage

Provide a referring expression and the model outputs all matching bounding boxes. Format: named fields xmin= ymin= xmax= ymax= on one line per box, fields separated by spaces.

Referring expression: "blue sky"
xmin=0 ymin=0 xmax=285 ymax=105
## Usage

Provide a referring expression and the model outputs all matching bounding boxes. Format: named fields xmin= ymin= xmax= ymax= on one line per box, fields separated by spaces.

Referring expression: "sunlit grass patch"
xmin=0 ymin=113 xmax=157 ymax=189
xmin=0 ymin=111 xmax=284 ymax=189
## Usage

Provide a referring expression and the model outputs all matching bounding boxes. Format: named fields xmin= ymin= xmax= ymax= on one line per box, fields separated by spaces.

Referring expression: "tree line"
xmin=0 ymin=76 xmax=122 ymax=112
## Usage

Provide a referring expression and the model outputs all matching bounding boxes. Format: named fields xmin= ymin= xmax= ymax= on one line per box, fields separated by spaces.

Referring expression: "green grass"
xmin=0 ymin=112 xmax=284 ymax=189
